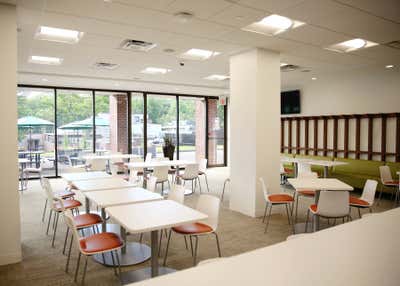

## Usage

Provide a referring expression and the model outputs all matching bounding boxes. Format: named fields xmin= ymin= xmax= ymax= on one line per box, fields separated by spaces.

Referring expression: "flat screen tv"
xmin=281 ymin=90 xmax=300 ymax=114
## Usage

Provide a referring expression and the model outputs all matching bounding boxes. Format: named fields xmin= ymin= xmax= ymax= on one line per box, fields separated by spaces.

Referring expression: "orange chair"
xmin=349 ymin=179 xmax=378 ymax=218
xmin=259 ymin=177 xmax=294 ymax=233
xmin=292 ymin=172 xmax=318 ymax=223
xmin=378 ymin=166 xmax=399 ymax=204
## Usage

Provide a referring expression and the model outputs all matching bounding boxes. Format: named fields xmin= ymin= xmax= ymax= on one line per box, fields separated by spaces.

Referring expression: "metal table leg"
xmin=323 ymin=166 xmax=328 ymax=178
xmin=85 ymin=197 xmax=90 ymax=213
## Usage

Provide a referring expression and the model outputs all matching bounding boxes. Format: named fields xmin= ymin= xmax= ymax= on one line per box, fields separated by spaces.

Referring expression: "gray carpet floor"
xmin=0 ymin=167 xmax=394 ymax=286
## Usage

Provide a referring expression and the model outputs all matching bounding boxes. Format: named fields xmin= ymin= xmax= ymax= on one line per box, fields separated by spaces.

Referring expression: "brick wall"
xmin=109 ymin=94 xmax=128 ymax=153
xmin=195 ymin=100 xmax=206 ymax=161
xmin=207 ymin=99 xmax=218 ymax=164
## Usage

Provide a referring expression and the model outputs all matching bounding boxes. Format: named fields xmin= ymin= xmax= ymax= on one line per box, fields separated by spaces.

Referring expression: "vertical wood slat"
xmin=288 ymin=119 xmax=292 ymax=154
xmin=313 ymin=118 xmax=318 ymax=156
xmin=355 ymin=116 xmax=361 ymax=159
xmin=333 ymin=118 xmax=338 ymax=157
xmin=296 ymin=119 xmax=300 ymax=154
xmin=281 ymin=120 xmax=284 ymax=153
xmin=344 ymin=118 xmax=349 ymax=158
xmin=305 ymin=119 xmax=309 ymax=155
xmin=396 ymin=115 xmax=400 ymax=162
xmin=323 ymin=118 xmax=328 ymax=156
xmin=368 ymin=116 xmax=373 ymax=160
xmin=381 ymin=115 xmax=387 ymax=161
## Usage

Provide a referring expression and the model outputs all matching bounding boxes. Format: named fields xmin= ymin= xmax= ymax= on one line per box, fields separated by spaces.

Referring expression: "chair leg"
xmin=285 ymin=204 xmax=291 ymax=225
xmin=139 ymin=233 xmax=143 ymax=243
xmin=65 ymin=235 xmax=74 ymax=272
xmin=193 ymin=235 xmax=199 ymax=266
xmin=158 ymin=229 xmax=163 ymax=257
xmin=377 ymin=185 xmax=384 ymax=205
xmin=63 ymin=227 xmax=69 ymax=255
xmin=115 ymin=250 xmax=121 ymax=277
xmin=46 ymin=210 xmax=53 ymax=235
xmin=295 ymin=194 xmax=299 ymax=223
xmin=305 ymin=209 xmax=310 ymax=233
xmin=74 ymin=252 xmax=81 ymax=282
xmin=264 ymin=204 xmax=273 ymax=234
xmin=214 ymin=232 xmax=222 ymax=257
xmin=52 ymin=212 xmax=59 ymax=248
xmin=184 ymin=235 xmax=188 ymax=250
xmin=110 ymin=251 xmax=117 ymax=276
xmin=358 ymin=208 xmax=362 ymax=218
xmin=262 ymin=202 xmax=268 ymax=223
xmin=163 ymin=229 xmax=172 ymax=266
xmin=204 ymin=174 xmax=210 ymax=192
xmin=81 ymin=255 xmax=88 ymax=285
xmin=189 ymin=236 xmax=194 ymax=257
xmin=198 ymin=177 xmax=202 ymax=194
xmin=42 ymin=198 xmax=48 ymax=222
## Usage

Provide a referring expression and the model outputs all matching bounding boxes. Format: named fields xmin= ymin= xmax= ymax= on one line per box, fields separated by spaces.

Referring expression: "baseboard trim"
xmin=0 ymin=251 xmax=22 ymax=266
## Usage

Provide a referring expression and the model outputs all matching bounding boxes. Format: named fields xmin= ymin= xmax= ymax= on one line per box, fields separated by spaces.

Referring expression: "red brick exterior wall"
xmin=109 ymin=94 xmax=128 ymax=153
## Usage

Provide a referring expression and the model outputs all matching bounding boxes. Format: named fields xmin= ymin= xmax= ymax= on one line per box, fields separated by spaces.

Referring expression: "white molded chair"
xmin=163 ymin=194 xmax=221 ymax=266
xmin=198 ymin=158 xmax=210 ymax=192
xmin=293 ymin=172 xmax=318 ymax=223
xmin=146 ymin=176 xmax=158 ymax=193
xmin=86 ymin=158 xmax=107 ymax=171
xmin=305 ymin=190 xmax=350 ymax=232
xmin=145 ymin=153 xmax=152 ymax=162
xmin=297 ymin=162 xmax=312 ymax=176
xmin=168 ymin=184 xmax=185 ymax=204
xmin=151 ymin=166 xmax=170 ymax=195
xmin=176 ymin=164 xmax=201 ymax=195
xmin=378 ymin=166 xmax=399 ymax=204
xmin=260 ymin=177 xmax=294 ymax=233
xmin=350 ymin=179 xmax=378 ymax=218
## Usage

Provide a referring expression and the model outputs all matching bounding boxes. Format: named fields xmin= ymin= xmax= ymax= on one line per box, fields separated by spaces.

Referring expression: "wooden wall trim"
xmin=368 ymin=116 xmax=373 ymax=160
xmin=288 ymin=119 xmax=292 ymax=153
xmin=344 ymin=118 xmax=349 ymax=158
xmin=381 ymin=115 xmax=387 ymax=161
xmin=313 ymin=119 xmax=318 ymax=156
xmin=280 ymin=120 xmax=284 ymax=153
xmin=296 ymin=119 xmax=300 ymax=152
xmin=323 ymin=118 xmax=328 ymax=156
xmin=355 ymin=116 xmax=361 ymax=159
xmin=305 ymin=119 xmax=309 ymax=155
xmin=396 ymin=115 xmax=400 ymax=162
xmin=333 ymin=118 xmax=338 ymax=157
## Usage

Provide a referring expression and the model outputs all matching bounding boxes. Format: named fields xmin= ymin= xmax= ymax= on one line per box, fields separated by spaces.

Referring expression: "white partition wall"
xmin=229 ymin=49 xmax=281 ymax=217
xmin=0 ymin=3 xmax=21 ymax=265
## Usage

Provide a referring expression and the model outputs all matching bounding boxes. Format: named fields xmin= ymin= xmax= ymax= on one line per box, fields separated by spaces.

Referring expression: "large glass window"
xmin=95 ymin=92 xmax=128 ymax=154
xmin=147 ymin=94 xmax=177 ymax=159
xmin=56 ymin=90 xmax=93 ymax=173
xmin=208 ymin=99 xmax=226 ymax=166
xmin=131 ymin=93 xmax=144 ymax=156
xmin=179 ymin=97 xmax=206 ymax=161
xmin=17 ymin=87 xmax=56 ymax=178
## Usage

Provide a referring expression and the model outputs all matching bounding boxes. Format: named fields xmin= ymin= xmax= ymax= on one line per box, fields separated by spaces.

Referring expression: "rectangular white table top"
xmin=106 ymin=200 xmax=207 ymax=234
xmin=125 ymin=159 xmax=196 ymax=169
xmin=131 ymin=208 xmax=400 ymax=286
xmin=82 ymin=153 xmax=140 ymax=160
xmin=72 ymin=177 xmax=136 ymax=192
xmin=61 ymin=171 xmax=111 ymax=183
xmin=84 ymin=187 xmax=163 ymax=208
xmin=288 ymin=178 xmax=354 ymax=191
xmin=280 ymin=157 xmax=348 ymax=167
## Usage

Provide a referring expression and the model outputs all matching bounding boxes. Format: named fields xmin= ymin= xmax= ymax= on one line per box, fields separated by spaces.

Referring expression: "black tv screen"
xmin=281 ymin=90 xmax=300 ymax=114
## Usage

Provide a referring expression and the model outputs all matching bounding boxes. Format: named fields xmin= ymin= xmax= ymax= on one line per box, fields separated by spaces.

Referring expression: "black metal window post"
xmin=54 ymin=88 xmax=58 ymax=177
xmin=92 ymin=90 xmax=96 ymax=153
xmin=143 ymin=93 xmax=148 ymax=158
xmin=176 ymin=95 xmax=180 ymax=160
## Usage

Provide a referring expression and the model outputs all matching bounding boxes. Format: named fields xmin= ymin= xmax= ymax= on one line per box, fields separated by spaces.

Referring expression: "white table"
xmin=84 ymin=188 xmax=163 ymax=266
xmin=61 ymin=171 xmax=111 ymax=183
xmin=83 ymin=153 xmax=140 ymax=161
xmin=131 ymin=208 xmax=400 ymax=286
xmin=125 ymin=159 xmax=196 ymax=169
xmin=288 ymin=178 xmax=354 ymax=232
xmin=106 ymin=200 xmax=208 ymax=284
xmin=281 ymin=157 xmax=348 ymax=178
xmin=72 ymin=177 xmax=137 ymax=212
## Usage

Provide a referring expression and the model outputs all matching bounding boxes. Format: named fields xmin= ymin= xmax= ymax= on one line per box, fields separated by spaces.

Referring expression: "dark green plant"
xmin=163 ymin=135 xmax=175 ymax=147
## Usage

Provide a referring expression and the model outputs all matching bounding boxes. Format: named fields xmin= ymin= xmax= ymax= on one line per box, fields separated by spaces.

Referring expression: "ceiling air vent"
xmin=280 ymin=64 xmax=301 ymax=72
xmin=119 ymin=39 xmax=157 ymax=52
xmin=384 ymin=41 xmax=400 ymax=50
xmin=93 ymin=62 xmax=119 ymax=70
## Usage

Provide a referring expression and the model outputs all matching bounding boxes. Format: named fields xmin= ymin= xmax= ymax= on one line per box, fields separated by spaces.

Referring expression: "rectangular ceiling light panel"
xmin=140 ymin=67 xmax=171 ymax=75
xmin=326 ymin=38 xmax=378 ymax=53
xmin=29 ymin=55 xmax=63 ymax=65
xmin=204 ymin=74 xmax=229 ymax=81
xmin=35 ymin=26 xmax=84 ymax=44
xmin=179 ymin=48 xmax=220 ymax=60
xmin=242 ymin=14 xmax=305 ymax=36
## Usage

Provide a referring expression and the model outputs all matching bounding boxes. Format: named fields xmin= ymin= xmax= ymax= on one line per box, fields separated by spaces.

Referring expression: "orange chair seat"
xmin=56 ymin=189 xmax=75 ymax=199
xmin=172 ymin=222 xmax=213 ymax=235
xmin=268 ymin=194 xmax=294 ymax=203
xmin=309 ymin=204 xmax=317 ymax=213
xmin=79 ymin=232 xmax=123 ymax=254
xmin=298 ymin=190 xmax=315 ymax=196
xmin=54 ymin=199 xmax=81 ymax=211
xmin=168 ymin=169 xmax=176 ymax=174
xmin=384 ymin=180 xmax=399 ymax=186
xmin=349 ymin=196 xmax=370 ymax=207
xmin=283 ymin=168 xmax=294 ymax=174
xmin=74 ymin=213 xmax=103 ymax=228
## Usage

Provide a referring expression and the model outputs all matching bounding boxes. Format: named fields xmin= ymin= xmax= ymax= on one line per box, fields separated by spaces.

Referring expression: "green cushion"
xmin=281 ymin=153 xmax=295 ymax=170
xmin=386 ymin=162 xmax=400 ymax=180
xmin=333 ymin=158 xmax=384 ymax=177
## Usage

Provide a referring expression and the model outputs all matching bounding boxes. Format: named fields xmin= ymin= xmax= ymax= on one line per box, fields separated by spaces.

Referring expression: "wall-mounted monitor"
xmin=281 ymin=90 xmax=300 ymax=114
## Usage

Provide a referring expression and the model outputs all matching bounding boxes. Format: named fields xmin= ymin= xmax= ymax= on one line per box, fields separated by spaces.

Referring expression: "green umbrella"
xmin=18 ymin=116 xmax=54 ymax=155
xmin=77 ymin=116 xmax=109 ymax=127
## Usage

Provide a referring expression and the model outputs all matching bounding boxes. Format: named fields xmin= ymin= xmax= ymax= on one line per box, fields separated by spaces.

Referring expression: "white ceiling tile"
xmin=162 ymin=0 xmax=233 ymax=19
xmin=238 ymin=0 xmax=306 ymax=13
xmin=114 ymin=0 xmax=176 ymax=11
xmin=209 ymin=4 xmax=266 ymax=27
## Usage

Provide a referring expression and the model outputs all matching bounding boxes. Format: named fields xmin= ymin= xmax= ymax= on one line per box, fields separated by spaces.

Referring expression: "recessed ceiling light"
xmin=326 ymin=38 xmax=378 ymax=53
xmin=204 ymin=74 xmax=229 ymax=81
xmin=385 ymin=64 xmax=394 ymax=69
xmin=140 ymin=67 xmax=171 ymax=75
xmin=29 ymin=55 xmax=63 ymax=65
xmin=163 ymin=48 xmax=176 ymax=53
xmin=179 ymin=48 xmax=220 ymax=61
xmin=41 ymin=78 xmax=49 ymax=82
xmin=173 ymin=12 xmax=194 ymax=23
xmin=113 ymin=83 xmax=120 ymax=87
xmin=35 ymin=26 xmax=84 ymax=44
xmin=242 ymin=14 xmax=305 ymax=36
xmin=311 ymin=77 xmax=317 ymax=80
xmin=280 ymin=62 xmax=288 ymax=67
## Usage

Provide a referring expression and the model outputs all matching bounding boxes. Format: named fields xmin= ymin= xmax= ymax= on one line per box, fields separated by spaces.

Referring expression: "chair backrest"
xmin=297 ymin=172 xmax=318 ymax=179
xmin=317 ymin=191 xmax=349 ymax=217
xmin=168 ymin=184 xmax=185 ymax=204
xmin=66 ymin=166 xmax=87 ymax=173
xmin=182 ymin=164 xmax=199 ymax=179
xmin=280 ymin=163 xmax=285 ymax=174
xmin=62 ymin=210 xmax=83 ymax=251
xmin=128 ymin=170 xmax=139 ymax=183
xmin=199 ymin=158 xmax=207 ymax=173
xmin=360 ymin=179 xmax=378 ymax=205
xmin=259 ymin=177 xmax=269 ymax=200
xmin=41 ymin=177 xmax=55 ymax=201
xmin=109 ymin=163 xmax=119 ymax=176
xmin=379 ymin=166 xmax=393 ymax=184
xmin=155 ymin=157 xmax=169 ymax=162
xmin=298 ymin=163 xmax=312 ymax=175
xmin=130 ymin=157 xmax=144 ymax=172
xmin=196 ymin=194 xmax=220 ymax=231
xmin=145 ymin=153 xmax=152 ymax=163
xmin=153 ymin=166 xmax=169 ymax=182
xmin=89 ymin=158 xmax=107 ymax=171
xmin=147 ymin=176 xmax=157 ymax=193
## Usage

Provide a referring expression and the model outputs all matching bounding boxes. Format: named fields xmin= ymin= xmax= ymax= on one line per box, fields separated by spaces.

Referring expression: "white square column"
xmin=229 ymin=49 xmax=281 ymax=217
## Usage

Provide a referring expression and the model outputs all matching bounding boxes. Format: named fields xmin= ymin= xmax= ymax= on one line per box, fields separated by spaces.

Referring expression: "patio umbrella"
xmin=58 ymin=121 xmax=92 ymax=150
xmin=17 ymin=116 xmax=54 ymax=159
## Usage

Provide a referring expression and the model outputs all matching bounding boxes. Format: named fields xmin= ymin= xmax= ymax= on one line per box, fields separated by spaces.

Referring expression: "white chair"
xmin=109 ymin=152 xmax=124 ymax=173
xmin=128 ymin=157 xmax=145 ymax=180
xmin=221 ymin=178 xmax=230 ymax=201
xmin=350 ymin=179 xmax=378 ymax=218
xmin=21 ymin=166 xmax=42 ymax=190
xmin=145 ymin=153 xmax=152 ymax=162
xmin=176 ymin=164 xmax=201 ymax=195
xmin=259 ymin=177 xmax=294 ymax=233
xmin=198 ymin=158 xmax=210 ymax=192
xmin=168 ymin=184 xmax=185 ymax=204
xmin=146 ymin=176 xmax=158 ymax=193
xmin=293 ymin=172 xmax=318 ymax=223
xmin=297 ymin=162 xmax=312 ymax=176
xmin=86 ymin=158 xmax=107 ymax=171
xmin=305 ymin=190 xmax=350 ymax=232
xmin=163 ymin=194 xmax=221 ymax=266
xmin=378 ymin=166 xmax=399 ymax=204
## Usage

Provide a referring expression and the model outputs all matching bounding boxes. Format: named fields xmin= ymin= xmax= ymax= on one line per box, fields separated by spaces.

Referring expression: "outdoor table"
xmin=288 ymin=178 xmax=353 ymax=232
xmin=84 ymin=188 xmax=163 ymax=266
xmin=72 ymin=177 xmax=137 ymax=213
xmin=18 ymin=150 xmax=42 ymax=168
xmin=106 ymin=200 xmax=208 ymax=284
xmin=61 ymin=171 xmax=111 ymax=184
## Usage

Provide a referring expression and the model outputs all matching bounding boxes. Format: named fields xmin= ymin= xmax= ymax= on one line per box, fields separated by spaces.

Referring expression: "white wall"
xmin=0 ymin=3 xmax=21 ymax=265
